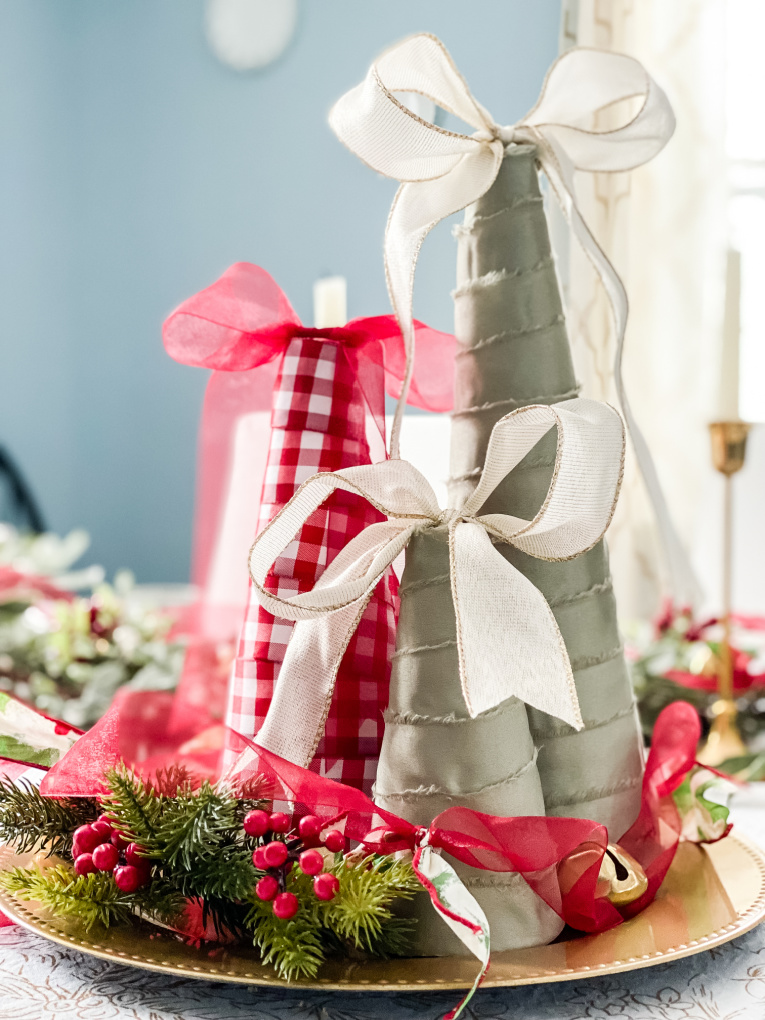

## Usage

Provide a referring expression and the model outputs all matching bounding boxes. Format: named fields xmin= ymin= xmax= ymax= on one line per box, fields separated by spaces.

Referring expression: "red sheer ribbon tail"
xmin=345 ymin=314 xmax=457 ymax=413
xmin=618 ymin=701 xmax=702 ymax=917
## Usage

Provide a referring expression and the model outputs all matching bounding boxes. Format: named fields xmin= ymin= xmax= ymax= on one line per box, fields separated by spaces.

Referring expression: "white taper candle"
xmin=313 ymin=276 xmax=347 ymax=328
xmin=718 ymin=249 xmax=741 ymax=421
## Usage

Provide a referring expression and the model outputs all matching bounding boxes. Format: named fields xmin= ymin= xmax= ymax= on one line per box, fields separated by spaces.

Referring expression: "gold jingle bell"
xmin=598 ymin=843 xmax=649 ymax=906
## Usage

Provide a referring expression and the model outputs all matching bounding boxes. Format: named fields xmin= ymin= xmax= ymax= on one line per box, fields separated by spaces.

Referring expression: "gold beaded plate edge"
xmin=1 ymin=833 xmax=764 ymax=992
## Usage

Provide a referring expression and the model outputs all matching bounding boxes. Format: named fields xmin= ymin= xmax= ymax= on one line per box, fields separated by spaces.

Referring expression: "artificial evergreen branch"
xmin=99 ymin=765 xmax=162 ymax=852
xmin=0 ymin=778 xmax=95 ymax=856
xmin=153 ymin=781 xmax=239 ymax=870
xmin=0 ymin=865 xmax=133 ymax=931
xmin=167 ymin=844 xmax=258 ymax=902
xmin=131 ymin=877 xmax=186 ymax=927
xmin=246 ymin=903 xmax=326 ymax=980
xmin=321 ymin=855 xmax=420 ymax=952
xmin=244 ymin=854 xmax=420 ymax=979
xmin=147 ymin=764 xmax=200 ymax=797
xmin=319 ymin=855 xmax=419 ymax=955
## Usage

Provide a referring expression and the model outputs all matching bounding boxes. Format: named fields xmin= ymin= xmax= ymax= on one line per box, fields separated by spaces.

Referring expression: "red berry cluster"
xmin=72 ymin=815 xmax=151 ymax=893
xmin=244 ymin=811 xmax=344 ymax=920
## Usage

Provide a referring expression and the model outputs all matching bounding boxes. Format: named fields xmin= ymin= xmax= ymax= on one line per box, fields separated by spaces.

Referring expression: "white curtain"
xmin=562 ymin=0 xmax=729 ymax=618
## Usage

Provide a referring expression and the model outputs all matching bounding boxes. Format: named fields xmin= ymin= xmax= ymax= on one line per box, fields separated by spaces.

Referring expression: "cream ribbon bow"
xmin=249 ymin=398 xmax=624 ymax=768
xmin=329 ymin=33 xmax=699 ymax=607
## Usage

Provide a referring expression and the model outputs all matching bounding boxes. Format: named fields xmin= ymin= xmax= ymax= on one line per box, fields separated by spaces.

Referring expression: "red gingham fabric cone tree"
xmin=163 ymin=263 xmax=454 ymax=793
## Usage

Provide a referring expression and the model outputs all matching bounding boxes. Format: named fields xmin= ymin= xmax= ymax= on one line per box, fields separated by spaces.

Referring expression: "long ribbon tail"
xmin=537 ymin=132 xmax=702 ymax=607
xmin=413 ymin=845 xmax=490 ymax=1020
xmin=384 ymin=148 xmax=501 ymax=458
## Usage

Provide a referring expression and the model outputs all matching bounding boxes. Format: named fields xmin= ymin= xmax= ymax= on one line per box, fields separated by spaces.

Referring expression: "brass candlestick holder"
xmin=697 ymin=420 xmax=751 ymax=766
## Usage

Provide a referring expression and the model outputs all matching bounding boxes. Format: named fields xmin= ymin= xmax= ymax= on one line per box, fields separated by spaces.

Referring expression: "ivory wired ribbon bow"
xmin=329 ymin=33 xmax=700 ymax=606
xmin=248 ymin=398 xmax=625 ymax=767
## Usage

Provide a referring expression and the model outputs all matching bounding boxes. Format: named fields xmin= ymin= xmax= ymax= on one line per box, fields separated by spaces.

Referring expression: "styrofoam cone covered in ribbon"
xmin=163 ymin=263 xmax=456 ymax=793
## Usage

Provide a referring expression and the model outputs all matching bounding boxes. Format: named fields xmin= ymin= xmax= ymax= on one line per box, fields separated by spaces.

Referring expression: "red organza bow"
xmin=40 ymin=694 xmax=704 ymax=936
xmin=163 ymin=261 xmax=456 ymax=413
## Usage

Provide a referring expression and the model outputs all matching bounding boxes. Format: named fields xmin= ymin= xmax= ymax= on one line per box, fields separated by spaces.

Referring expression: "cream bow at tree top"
xmin=329 ymin=32 xmax=699 ymax=607
xmin=248 ymin=398 xmax=625 ymax=768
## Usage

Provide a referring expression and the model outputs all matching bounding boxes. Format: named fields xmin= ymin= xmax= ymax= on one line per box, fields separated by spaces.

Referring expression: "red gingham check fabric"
xmin=225 ymin=336 xmax=397 ymax=795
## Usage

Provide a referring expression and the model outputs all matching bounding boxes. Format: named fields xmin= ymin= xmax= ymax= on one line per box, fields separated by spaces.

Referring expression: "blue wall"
xmin=0 ymin=0 xmax=561 ymax=581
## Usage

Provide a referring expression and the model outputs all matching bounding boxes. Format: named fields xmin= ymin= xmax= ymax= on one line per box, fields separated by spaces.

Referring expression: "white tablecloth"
xmin=2 ymin=789 xmax=765 ymax=1020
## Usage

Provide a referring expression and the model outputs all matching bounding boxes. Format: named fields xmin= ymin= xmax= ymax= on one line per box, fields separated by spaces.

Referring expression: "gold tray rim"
xmin=1 ymin=831 xmax=764 ymax=992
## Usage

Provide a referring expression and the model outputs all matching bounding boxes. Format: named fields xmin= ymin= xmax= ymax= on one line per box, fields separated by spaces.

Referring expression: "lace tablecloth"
xmin=3 ymin=788 xmax=765 ymax=1020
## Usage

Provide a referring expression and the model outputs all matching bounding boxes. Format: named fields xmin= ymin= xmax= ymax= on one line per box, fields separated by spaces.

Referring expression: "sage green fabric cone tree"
xmin=374 ymin=521 xmax=563 ymax=954
xmin=447 ymin=144 xmax=644 ymax=838
xmin=373 ymin=149 xmax=581 ymax=957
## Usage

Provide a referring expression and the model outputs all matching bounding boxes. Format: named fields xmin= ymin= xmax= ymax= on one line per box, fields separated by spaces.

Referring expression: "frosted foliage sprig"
xmin=0 ymin=525 xmax=185 ymax=727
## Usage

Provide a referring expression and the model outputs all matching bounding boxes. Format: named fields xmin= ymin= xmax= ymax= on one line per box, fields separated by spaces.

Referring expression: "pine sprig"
xmin=243 ymin=854 xmax=420 ymax=979
xmin=167 ymin=844 xmax=258 ymax=902
xmin=319 ymin=855 xmax=420 ymax=953
xmin=153 ymin=782 xmax=238 ymax=870
xmin=99 ymin=765 xmax=162 ymax=852
xmin=0 ymin=779 xmax=95 ymax=856
xmin=245 ymin=900 xmax=326 ymax=980
xmin=0 ymin=865 xmax=133 ymax=931
xmin=131 ymin=877 xmax=186 ymax=927
xmin=147 ymin=764 xmax=201 ymax=797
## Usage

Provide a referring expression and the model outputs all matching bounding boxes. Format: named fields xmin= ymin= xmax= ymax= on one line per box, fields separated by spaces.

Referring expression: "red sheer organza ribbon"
xmin=40 ymin=697 xmax=704 ymax=936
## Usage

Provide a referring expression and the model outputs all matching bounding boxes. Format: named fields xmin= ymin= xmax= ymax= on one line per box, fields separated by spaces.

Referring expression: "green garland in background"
xmin=0 ymin=526 xmax=185 ymax=727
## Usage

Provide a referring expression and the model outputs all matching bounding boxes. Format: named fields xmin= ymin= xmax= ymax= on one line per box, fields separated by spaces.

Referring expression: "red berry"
xmin=253 ymin=846 xmax=269 ymax=870
xmin=97 ymin=812 xmax=116 ymax=826
xmin=322 ymin=829 xmax=345 ymax=853
xmin=243 ymin=809 xmax=270 ymax=837
xmin=73 ymin=824 xmax=100 ymax=855
xmin=298 ymin=848 xmax=324 ymax=876
xmin=262 ymin=841 xmax=289 ymax=868
xmin=313 ymin=873 xmax=340 ymax=901
xmin=92 ymin=842 xmax=119 ymax=872
xmin=74 ymin=853 xmax=96 ymax=877
xmin=111 ymin=831 xmax=129 ymax=851
xmin=255 ymin=874 xmax=279 ymax=901
xmin=298 ymin=815 xmax=323 ymax=841
xmin=91 ymin=820 xmax=113 ymax=843
xmin=272 ymin=891 xmax=299 ymax=920
xmin=113 ymin=865 xmax=146 ymax=893
xmin=125 ymin=843 xmax=147 ymax=867
xmin=268 ymin=812 xmax=290 ymax=834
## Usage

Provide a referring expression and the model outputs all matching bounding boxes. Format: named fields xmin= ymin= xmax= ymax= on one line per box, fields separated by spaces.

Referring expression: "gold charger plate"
xmin=1 ymin=833 xmax=764 ymax=992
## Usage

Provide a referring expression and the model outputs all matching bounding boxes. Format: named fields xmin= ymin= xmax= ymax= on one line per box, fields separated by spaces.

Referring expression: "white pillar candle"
xmin=718 ymin=249 xmax=741 ymax=421
xmin=313 ymin=275 xmax=347 ymax=328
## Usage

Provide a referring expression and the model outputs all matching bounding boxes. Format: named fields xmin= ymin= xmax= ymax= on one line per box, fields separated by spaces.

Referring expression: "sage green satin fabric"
xmin=375 ymin=527 xmax=562 ymax=953
xmin=448 ymin=145 xmax=644 ymax=835
xmin=375 ymin=146 xmax=644 ymax=955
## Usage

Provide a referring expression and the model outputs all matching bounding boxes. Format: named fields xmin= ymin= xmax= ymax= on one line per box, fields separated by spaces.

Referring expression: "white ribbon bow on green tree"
xmin=329 ymin=33 xmax=699 ymax=607
xmin=249 ymin=399 xmax=624 ymax=768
